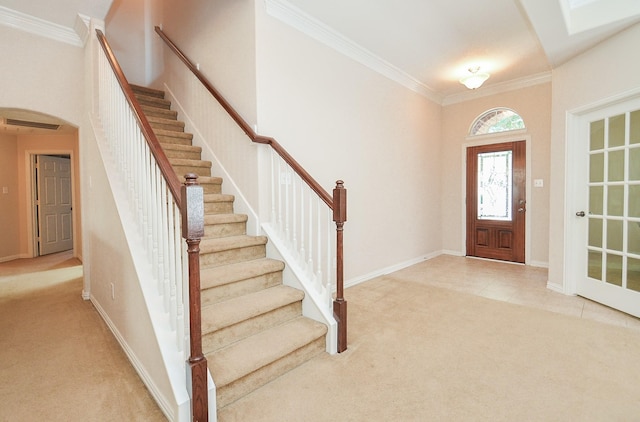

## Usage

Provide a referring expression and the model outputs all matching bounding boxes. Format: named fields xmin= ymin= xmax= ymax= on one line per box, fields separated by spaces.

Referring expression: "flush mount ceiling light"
xmin=460 ymin=67 xmax=490 ymax=90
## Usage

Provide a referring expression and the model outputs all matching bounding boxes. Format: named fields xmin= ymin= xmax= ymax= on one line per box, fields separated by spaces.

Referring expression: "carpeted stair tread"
xmin=204 ymin=213 xmax=247 ymax=225
xmin=131 ymin=84 xmax=165 ymax=98
xmin=169 ymin=157 xmax=212 ymax=168
xmin=200 ymin=258 xmax=284 ymax=291
xmin=200 ymin=235 xmax=268 ymax=254
xmin=155 ymin=128 xmax=193 ymax=140
xmin=204 ymin=193 xmax=234 ymax=203
xmin=147 ymin=115 xmax=185 ymax=129
xmin=134 ymin=94 xmax=171 ymax=109
xmin=207 ymin=317 xmax=327 ymax=389
xmin=141 ymin=104 xmax=177 ymax=120
xmin=202 ymin=285 xmax=303 ymax=334
xmin=162 ymin=144 xmax=202 ymax=160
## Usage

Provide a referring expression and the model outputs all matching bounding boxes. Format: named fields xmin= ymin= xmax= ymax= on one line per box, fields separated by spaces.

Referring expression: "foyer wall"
xmin=255 ymin=0 xmax=443 ymax=282
xmin=441 ymin=83 xmax=552 ymax=267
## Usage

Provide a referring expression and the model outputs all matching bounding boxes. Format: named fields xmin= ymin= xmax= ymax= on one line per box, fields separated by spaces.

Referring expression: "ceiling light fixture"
xmin=460 ymin=67 xmax=490 ymax=90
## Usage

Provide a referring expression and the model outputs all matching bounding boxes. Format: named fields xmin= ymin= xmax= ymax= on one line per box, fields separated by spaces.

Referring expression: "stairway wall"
xmin=83 ymin=120 xmax=190 ymax=422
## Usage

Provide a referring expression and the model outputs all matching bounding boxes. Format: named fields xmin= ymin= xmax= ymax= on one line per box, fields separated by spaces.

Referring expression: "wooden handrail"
xmin=155 ymin=26 xmax=348 ymax=353
xmin=154 ymin=26 xmax=333 ymax=208
xmin=96 ymin=30 xmax=208 ymax=420
xmin=96 ymin=29 xmax=183 ymax=206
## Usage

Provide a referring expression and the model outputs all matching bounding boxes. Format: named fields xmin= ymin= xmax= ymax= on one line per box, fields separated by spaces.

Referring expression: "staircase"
xmin=131 ymin=85 xmax=328 ymax=409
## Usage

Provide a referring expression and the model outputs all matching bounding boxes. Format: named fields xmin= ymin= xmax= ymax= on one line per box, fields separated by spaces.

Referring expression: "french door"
xmin=466 ymin=141 xmax=526 ymax=263
xmin=573 ymin=102 xmax=640 ymax=317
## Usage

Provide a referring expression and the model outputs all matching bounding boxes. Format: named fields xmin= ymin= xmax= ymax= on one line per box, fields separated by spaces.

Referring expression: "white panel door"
xmin=572 ymin=99 xmax=640 ymax=318
xmin=37 ymin=155 xmax=73 ymax=255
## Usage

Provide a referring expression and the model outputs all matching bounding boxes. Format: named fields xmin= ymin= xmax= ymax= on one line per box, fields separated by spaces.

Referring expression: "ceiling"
xmin=0 ymin=0 xmax=639 ymax=132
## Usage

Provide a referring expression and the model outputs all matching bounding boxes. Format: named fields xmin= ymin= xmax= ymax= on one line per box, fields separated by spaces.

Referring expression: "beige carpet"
xmin=0 ymin=252 xmax=166 ymax=422
xmin=219 ymin=273 xmax=640 ymax=421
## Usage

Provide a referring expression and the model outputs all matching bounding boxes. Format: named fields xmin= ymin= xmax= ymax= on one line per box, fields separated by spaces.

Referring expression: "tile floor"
xmin=387 ymin=254 xmax=640 ymax=331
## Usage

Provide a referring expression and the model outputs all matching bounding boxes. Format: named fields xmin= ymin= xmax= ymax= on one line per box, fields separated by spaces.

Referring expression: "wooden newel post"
xmin=181 ymin=173 xmax=208 ymax=422
xmin=333 ymin=180 xmax=348 ymax=353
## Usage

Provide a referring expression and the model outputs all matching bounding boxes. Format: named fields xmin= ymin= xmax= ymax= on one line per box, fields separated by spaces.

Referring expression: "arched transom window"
xmin=470 ymin=108 xmax=525 ymax=136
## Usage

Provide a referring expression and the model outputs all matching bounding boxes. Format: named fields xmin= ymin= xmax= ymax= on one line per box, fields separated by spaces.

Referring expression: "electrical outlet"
xmin=534 ymin=179 xmax=544 ymax=188
xmin=2 ymin=187 xmax=7 ymax=194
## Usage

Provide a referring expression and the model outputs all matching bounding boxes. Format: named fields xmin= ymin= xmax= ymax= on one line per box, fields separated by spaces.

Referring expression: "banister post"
xmin=333 ymin=180 xmax=348 ymax=353
xmin=181 ymin=173 xmax=208 ymax=422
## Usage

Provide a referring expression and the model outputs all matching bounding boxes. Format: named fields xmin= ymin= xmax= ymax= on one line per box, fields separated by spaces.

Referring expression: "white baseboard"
xmin=344 ymin=253 xmax=433 ymax=289
xmin=90 ymin=295 xmax=177 ymax=422
xmin=546 ymin=282 xmax=567 ymax=295
xmin=530 ymin=260 xmax=549 ymax=268
xmin=0 ymin=254 xmax=29 ymax=263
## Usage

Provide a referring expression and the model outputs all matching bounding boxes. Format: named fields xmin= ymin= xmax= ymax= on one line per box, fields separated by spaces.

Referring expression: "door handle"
xmin=576 ymin=211 xmax=586 ymax=217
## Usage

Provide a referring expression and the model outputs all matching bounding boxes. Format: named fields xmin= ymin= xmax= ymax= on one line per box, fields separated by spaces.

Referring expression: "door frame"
xmin=24 ymin=149 xmax=77 ymax=258
xmin=462 ymin=133 xmax=532 ymax=265
xmin=565 ymin=88 xmax=640 ymax=296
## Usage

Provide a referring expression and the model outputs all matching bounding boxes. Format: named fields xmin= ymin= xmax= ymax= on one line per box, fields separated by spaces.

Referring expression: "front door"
xmin=573 ymin=103 xmax=640 ymax=317
xmin=466 ymin=141 xmax=526 ymax=263
xmin=36 ymin=155 xmax=73 ymax=255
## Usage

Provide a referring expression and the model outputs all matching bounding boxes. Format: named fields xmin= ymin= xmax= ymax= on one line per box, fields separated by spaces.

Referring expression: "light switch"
xmin=2 ymin=187 xmax=7 ymax=194
xmin=534 ymin=179 xmax=543 ymax=188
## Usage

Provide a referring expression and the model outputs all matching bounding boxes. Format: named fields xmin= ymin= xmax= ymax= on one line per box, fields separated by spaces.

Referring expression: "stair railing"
xmin=155 ymin=26 xmax=348 ymax=352
xmin=95 ymin=29 xmax=208 ymax=421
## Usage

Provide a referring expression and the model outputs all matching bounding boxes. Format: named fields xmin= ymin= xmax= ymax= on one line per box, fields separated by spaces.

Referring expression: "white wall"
xmin=441 ymin=83 xmax=552 ymax=266
xmin=0 ymin=25 xmax=85 ymax=260
xmin=161 ymin=0 xmax=258 ymax=124
xmin=548 ymin=23 xmax=640 ymax=290
xmin=255 ymin=0 xmax=443 ymax=281
xmin=0 ymin=26 xmax=84 ymax=127
xmin=105 ymin=0 xmax=163 ymax=86
xmin=82 ymin=121 xmax=181 ymax=419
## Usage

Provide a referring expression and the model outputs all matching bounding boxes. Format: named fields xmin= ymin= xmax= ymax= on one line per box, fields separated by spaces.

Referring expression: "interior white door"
xmin=573 ymin=100 xmax=640 ymax=318
xmin=37 ymin=155 xmax=73 ymax=255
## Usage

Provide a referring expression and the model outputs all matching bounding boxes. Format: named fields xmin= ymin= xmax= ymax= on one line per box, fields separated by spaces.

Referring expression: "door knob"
xmin=576 ymin=211 xmax=586 ymax=217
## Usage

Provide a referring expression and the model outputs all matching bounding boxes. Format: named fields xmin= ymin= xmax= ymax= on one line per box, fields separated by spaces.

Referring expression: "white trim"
xmin=344 ymin=253 xmax=435 ymax=289
xmin=443 ymin=72 xmax=552 ymax=106
xmin=264 ymin=0 xmax=442 ymax=104
xmin=546 ymin=281 xmax=566 ymax=294
xmin=0 ymin=6 xmax=85 ymax=47
xmin=0 ymin=254 xmax=28 ymax=263
xmin=530 ymin=260 xmax=549 ymax=268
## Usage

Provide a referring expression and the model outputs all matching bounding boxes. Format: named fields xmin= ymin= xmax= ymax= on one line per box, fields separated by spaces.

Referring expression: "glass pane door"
xmin=587 ymin=109 xmax=640 ymax=293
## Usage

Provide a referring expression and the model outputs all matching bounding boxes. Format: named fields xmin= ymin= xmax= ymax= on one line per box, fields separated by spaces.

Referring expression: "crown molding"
xmin=265 ymin=0 xmax=443 ymax=104
xmin=441 ymin=71 xmax=553 ymax=106
xmin=0 ymin=6 xmax=84 ymax=47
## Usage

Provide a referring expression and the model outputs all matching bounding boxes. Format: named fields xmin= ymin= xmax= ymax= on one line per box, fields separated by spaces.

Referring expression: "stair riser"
xmin=200 ymin=245 xmax=266 ymax=268
xmin=203 ymin=301 xmax=302 ymax=353
xmin=204 ymin=222 xmax=246 ymax=238
xmin=150 ymin=122 xmax=185 ymax=132
xmin=199 ymin=184 xmax=222 ymax=195
xmin=172 ymin=165 xmax=211 ymax=178
xmin=216 ymin=336 xmax=325 ymax=408
xmin=204 ymin=202 xmax=234 ymax=214
xmin=201 ymin=271 xmax=282 ymax=307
